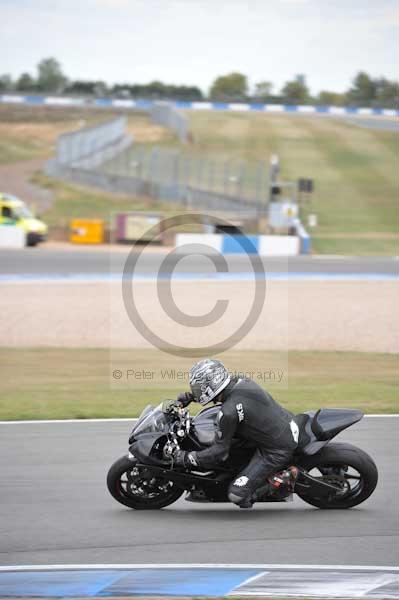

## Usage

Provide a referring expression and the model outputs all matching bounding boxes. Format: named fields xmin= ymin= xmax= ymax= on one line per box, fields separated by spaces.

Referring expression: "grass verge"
xmin=31 ymin=172 xmax=180 ymax=229
xmin=0 ymin=348 xmax=397 ymax=420
xmin=310 ymin=235 xmax=399 ymax=255
xmin=0 ymin=106 xmax=156 ymax=164
xmin=181 ymin=112 xmax=399 ymax=255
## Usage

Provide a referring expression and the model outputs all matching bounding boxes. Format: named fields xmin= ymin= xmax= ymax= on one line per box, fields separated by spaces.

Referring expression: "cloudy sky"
xmin=1 ymin=0 xmax=398 ymax=94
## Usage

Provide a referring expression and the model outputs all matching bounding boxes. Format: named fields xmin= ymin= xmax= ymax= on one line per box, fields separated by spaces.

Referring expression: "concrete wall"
xmin=1 ymin=94 xmax=398 ymax=117
xmin=175 ymin=233 xmax=300 ymax=255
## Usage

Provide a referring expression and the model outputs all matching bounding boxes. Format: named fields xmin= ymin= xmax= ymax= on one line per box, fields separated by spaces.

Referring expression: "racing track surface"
xmin=0 ymin=416 xmax=397 ymax=566
xmin=1 ymin=247 xmax=399 ymax=277
xmin=346 ymin=117 xmax=399 ymax=132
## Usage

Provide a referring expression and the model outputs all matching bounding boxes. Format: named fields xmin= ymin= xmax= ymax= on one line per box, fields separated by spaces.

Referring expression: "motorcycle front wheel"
xmin=107 ymin=456 xmax=184 ymax=510
xmin=296 ymin=442 xmax=378 ymax=509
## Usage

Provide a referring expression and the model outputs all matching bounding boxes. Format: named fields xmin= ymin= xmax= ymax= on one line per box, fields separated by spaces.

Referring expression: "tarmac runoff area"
xmin=0 ymin=417 xmax=398 ymax=597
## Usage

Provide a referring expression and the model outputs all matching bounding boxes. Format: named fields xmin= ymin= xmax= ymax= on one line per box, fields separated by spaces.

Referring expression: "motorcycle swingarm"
xmin=296 ymin=470 xmax=343 ymax=497
xmin=135 ymin=463 xmax=225 ymax=492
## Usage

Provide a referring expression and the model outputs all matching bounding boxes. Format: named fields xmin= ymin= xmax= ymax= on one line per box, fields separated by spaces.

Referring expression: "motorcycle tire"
xmin=296 ymin=442 xmax=378 ymax=509
xmin=107 ymin=455 xmax=184 ymax=510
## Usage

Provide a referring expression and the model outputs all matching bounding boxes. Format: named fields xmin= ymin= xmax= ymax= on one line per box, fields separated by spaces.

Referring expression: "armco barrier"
xmin=56 ymin=116 xmax=130 ymax=166
xmin=0 ymin=94 xmax=398 ymax=117
xmin=150 ymin=101 xmax=189 ymax=142
xmin=175 ymin=233 xmax=300 ymax=256
xmin=0 ymin=226 xmax=25 ymax=248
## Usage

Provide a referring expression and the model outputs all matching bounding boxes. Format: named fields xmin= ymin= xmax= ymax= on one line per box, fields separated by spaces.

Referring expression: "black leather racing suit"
xmin=190 ymin=377 xmax=298 ymax=505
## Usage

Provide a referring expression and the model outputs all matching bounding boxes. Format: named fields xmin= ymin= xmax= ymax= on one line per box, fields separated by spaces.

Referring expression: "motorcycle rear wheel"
xmin=297 ymin=442 xmax=378 ymax=509
xmin=107 ymin=455 xmax=184 ymax=510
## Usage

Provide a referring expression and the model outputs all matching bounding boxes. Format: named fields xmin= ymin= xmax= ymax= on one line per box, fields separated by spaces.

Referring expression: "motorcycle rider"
xmin=173 ymin=358 xmax=299 ymax=508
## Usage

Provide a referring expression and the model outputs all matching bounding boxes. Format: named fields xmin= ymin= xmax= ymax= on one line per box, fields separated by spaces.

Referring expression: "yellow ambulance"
xmin=0 ymin=193 xmax=48 ymax=246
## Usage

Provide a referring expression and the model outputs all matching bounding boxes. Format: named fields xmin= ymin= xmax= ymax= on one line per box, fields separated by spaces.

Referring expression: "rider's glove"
xmin=174 ymin=450 xmax=199 ymax=469
xmin=176 ymin=392 xmax=194 ymax=408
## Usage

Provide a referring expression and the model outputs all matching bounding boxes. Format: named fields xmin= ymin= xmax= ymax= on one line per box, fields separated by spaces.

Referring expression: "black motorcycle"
xmin=107 ymin=402 xmax=378 ymax=510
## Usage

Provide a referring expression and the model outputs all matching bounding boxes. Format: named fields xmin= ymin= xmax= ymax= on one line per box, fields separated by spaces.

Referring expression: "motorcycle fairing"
xmin=192 ymin=405 xmax=256 ymax=453
xmin=129 ymin=403 xmax=171 ymax=444
xmin=192 ymin=405 xmax=220 ymax=446
xmin=130 ymin=434 xmax=168 ymax=466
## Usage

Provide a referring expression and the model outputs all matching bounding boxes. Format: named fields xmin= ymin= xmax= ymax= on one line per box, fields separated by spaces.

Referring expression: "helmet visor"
xmin=191 ymin=376 xmax=231 ymax=405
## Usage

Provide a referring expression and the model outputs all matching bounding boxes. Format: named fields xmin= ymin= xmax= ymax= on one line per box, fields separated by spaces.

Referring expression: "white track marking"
xmin=230 ymin=574 xmax=399 ymax=598
xmin=2 ymin=564 xmax=398 ymax=599
xmin=0 ymin=414 xmax=398 ymax=425
xmin=310 ymin=255 xmax=355 ymax=260
xmin=361 ymin=575 xmax=399 ymax=597
xmin=364 ymin=414 xmax=399 ymax=417
xmin=1 ymin=564 xmax=399 ymax=571
xmin=233 ymin=571 xmax=270 ymax=588
xmin=0 ymin=418 xmax=135 ymax=424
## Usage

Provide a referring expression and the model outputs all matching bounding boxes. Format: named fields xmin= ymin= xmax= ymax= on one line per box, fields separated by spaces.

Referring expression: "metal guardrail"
xmin=56 ymin=116 xmax=130 ymax=165
xmin=150 ymin=102 xmax=189 ymax=143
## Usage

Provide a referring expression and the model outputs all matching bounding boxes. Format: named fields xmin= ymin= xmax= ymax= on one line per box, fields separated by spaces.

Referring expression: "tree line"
xmin=1 ymin=58 xmax=398 ymax=108
xmin=210 ymin=72 xmax=398 ymax=108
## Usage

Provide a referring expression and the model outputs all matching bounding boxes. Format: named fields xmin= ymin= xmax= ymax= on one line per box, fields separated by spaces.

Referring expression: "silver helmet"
xmin=189 ymin=358 xmax=231 ymax=405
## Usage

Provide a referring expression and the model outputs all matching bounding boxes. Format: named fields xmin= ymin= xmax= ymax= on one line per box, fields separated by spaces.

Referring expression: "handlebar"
xmin=162 ymin=400 xmax=192 ymax=443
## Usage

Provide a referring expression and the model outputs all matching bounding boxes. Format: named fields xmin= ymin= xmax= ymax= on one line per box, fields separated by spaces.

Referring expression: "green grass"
xmin=311 ymin=235 xmax=399 ymax=255
xmin=32 ymin=172 xmax=181 ymax=229
xmin=0 ymin=107 xmax=167 ymax=167
xmin=169 ymin=112 xmax=398 ymax=255
xmin=0 ymin=348 xmax=397 ymax=420
xmin=0 ymin=134 xmax=48 ymax=164
xmin=0 ymin=105 xmax=140 ymax=164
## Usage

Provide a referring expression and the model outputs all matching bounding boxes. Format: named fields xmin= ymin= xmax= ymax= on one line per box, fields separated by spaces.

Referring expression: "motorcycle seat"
xmin=311 ymin=408 xmax=363 ymax=440
xmin=294 ymin=408 xmax=363 ymax=455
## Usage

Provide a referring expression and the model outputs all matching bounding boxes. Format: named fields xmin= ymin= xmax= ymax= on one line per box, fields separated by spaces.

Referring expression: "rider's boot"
xmin=268 ymin=466 xmax=298 ymax=492
xmin=237 ymin=498 xmax=254 ymax=509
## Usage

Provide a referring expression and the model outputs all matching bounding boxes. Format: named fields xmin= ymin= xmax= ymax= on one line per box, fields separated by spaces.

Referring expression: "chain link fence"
xmin=101 ymin=146 xmax=269 ymax=208
xmin=46 ymin=116 xmax=270 ymax=216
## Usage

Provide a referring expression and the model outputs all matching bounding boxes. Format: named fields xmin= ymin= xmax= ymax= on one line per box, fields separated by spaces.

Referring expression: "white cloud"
xmin=94 ymin=0 xmax=130 ymax=6
xmin=0 ymin=0 xmax=396 ymax=93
